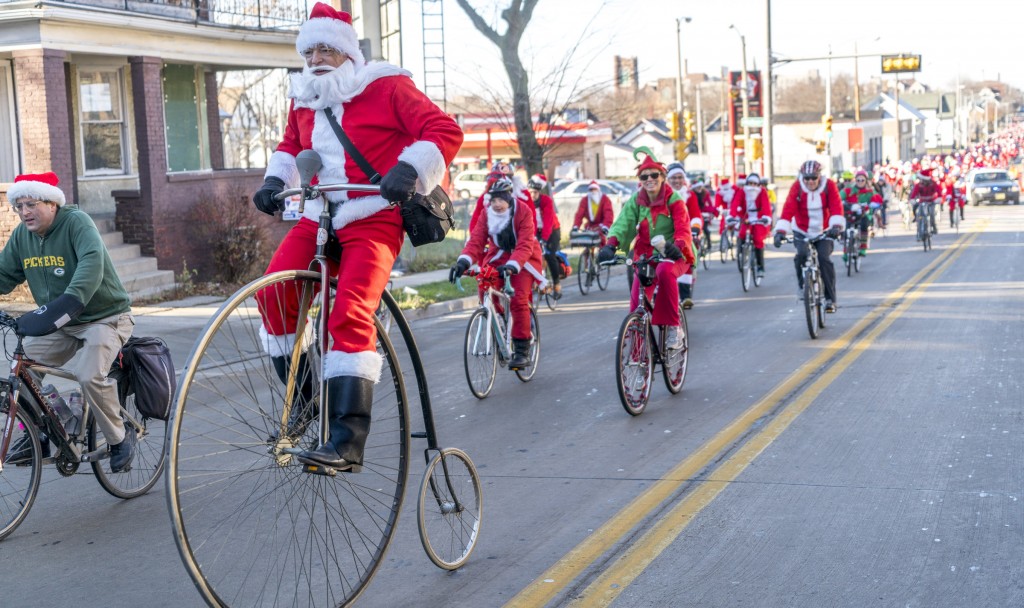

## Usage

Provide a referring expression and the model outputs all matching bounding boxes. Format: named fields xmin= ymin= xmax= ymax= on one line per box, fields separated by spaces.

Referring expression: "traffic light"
xmin=668 ymin=111 xmax=680 ymax=141
xmin=822 ymin=114 xmax=833 ymax=139
xmin=683 ymin=109 xmax=695 ymax=142
xmin=881 ymin=54 xmax=922 ymax=74
xmin=750 ymin=138 xmax=763 ymax=160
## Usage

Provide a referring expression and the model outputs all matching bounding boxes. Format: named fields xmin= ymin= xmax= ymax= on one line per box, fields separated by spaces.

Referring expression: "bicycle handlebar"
xmin=275 ymin=183 xmax=382 ymax=202
xmin=599 ymin=254 xmax=627 ymax=267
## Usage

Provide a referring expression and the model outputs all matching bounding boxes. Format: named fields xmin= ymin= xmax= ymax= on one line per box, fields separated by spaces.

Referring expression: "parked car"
xmin=965 ymin=169 xmax=1020 ymax=206
xmin=452 ymin=170 xmax=491 ymax=199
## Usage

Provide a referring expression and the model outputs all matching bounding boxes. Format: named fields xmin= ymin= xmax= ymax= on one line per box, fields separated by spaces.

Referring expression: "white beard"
xmin=487 ymin=205 xmax=512 ymax=239
xmin=588 ymin=192 xmax=601 ymax=203
xmin=289 ymin=62 xmax=358 ymax=110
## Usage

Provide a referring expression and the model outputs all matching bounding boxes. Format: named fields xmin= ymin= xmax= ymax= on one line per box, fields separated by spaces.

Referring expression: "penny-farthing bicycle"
xmin=166 ymin=151 xmax=482 ymax=607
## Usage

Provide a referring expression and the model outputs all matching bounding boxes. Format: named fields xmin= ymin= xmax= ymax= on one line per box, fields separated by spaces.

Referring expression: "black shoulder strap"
xmin=322 ymin=107 xmax=382 ymax=184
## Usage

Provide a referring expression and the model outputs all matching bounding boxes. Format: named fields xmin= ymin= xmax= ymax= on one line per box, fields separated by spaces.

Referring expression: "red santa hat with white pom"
xmin=295 ymin=2 xmax=365 ymax=67
xmin=8 ymin=171 xmax=66 ymax=206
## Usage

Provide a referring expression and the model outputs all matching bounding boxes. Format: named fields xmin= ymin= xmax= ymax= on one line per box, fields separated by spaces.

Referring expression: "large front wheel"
xmin=615 ymin=312 xmax=653 ymax=416
xmin=662 ymin=305 xmax=688 ymax=394
xmin=0 ymin=404 xmax=42 ymax=541
xmin=464 ymin=308 xmax=497 ymax=399
xmin=418 ymin=448 xmax=483 ymax=571
xmin=166 ymin=270 xmax=411 ymax=608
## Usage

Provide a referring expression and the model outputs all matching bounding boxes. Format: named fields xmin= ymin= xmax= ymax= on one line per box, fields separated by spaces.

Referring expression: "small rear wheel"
xmin=0 ymin=404 xmax=42 ymax=540
xmin=418 ymin=447 xmax=483 ymax=571
xmin=514 ymin=308 xmax=540 ymax=382
xmin=615 ymin=312 xmax=652 ymax=416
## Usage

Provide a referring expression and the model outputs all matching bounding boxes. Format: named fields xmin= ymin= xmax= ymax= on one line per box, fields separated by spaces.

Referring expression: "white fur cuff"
xmin=260 ymin=325 xmax=312 ymax=358
xmin=506 ymin=259 xmax=522 ymax=272
xmin=774 ymin=219 xmax=792 ymax=234
xmin=828 ymin=215 xmax=847 ymax=229
xmin=266 ymin=151 xmax=300 ymax=188
xmin=457 ymin=254 xmax=474 ymax=266
xmin=324 ymin=350 xmax=383 ymax=383
xmin=398 ymin=140 xmax=447 ymax=194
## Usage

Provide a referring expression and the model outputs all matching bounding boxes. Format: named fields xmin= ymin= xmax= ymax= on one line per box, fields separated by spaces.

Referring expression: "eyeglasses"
xmin=802 ymin=175 xmax=821 ymax=182
xmin=301 ymin=44 xmax=342 ymax=59
xmin=639 ymin=172 xmax=662 ymax=182
xmin=855 ymin=177 xmax=867 ymax=182
xmin=11 ymin=201 xmax=41 ymax=213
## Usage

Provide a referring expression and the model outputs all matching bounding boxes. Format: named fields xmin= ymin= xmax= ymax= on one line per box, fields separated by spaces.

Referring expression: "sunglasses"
xmin=639 ymin=172 xmax=662 ymax=182
xmin=802 ymin=175 xmax=821 ymax=182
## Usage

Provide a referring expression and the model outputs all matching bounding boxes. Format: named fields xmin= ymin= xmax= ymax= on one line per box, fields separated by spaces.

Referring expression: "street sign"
xmin=740 ymin=116 xmax=764 ymax=128
xmin=881 ymin=54 xmax=922 ymax=73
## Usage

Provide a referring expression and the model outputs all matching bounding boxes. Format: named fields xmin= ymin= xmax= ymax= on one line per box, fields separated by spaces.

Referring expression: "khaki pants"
xmin=24 ymin=312 xmax=135 ymax=444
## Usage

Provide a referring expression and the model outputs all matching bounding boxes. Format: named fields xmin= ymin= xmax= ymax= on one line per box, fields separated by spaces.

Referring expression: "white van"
xmin=452 ymin=170 xmax=491 ymax=199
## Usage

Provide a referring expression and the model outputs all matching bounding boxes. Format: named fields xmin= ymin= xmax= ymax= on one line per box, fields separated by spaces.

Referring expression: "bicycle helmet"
xmin=488 ymin=176 xmax=514 ymax=195
xmin=799 ymin=160 xmax=822 ymax=177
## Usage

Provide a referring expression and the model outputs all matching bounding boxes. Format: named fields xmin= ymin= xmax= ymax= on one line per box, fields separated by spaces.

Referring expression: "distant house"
xmin=860 ymin=93 xmax=927 ymax=160
xmin=900 ymin=92 xmax=958 ymax=152
xmin=604 ymin=118 xmax=675 ymax=177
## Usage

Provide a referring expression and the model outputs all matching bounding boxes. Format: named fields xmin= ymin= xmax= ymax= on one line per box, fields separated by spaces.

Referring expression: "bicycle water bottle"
xmin=65 ymin=391 xmax=84 ymax=436
xmin=41 ymin=384 xmax=73 ymax=428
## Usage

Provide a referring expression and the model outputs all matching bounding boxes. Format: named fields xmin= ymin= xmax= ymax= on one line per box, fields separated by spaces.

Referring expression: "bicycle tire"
xmin=845 ymin=234 xmax=854 ymax=277
xmin=803 ymin=278 xmax=818 ymax=339
xmin=166 ymin=270 xmax=410 ymax=608
xmin=854 ymin=248 xmax=862 ymax=273
xmin=662 ymin=306 xmax=688 ymax=394
xmin=89 ymin=394 xmax=166 ymax=499
xmin=752 ymin=247 xmax=763 ymax=288
xmin=615 ymin=311 xmax=652 ymax=416
xmin=740 ymin=243 xmax=752 ymax=292
xmin=597 ymin=253 xmax=611 ymax=291
xmin=417 ymin=447 xmax=483 ymax=571
xmin=816 ymin=275 xmax=827 ymax=330
xmin=0 ymin=404 xmax=42 ymax=540
xmin=514 ymin=308 xmax=540 ymax=382
xmin=577 ymin=247 xmax=591 ymax=296
xmin=701 ymin=235 xmax=711 ymax=271
xmin=464 ymin=308 xmax=497 ymax=399
xmin=719 ymin=232 xmax=729 ymax=263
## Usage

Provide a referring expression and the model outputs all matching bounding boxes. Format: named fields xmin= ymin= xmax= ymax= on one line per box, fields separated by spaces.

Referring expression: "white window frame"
xmin=78 ymin=66 xmax=130 ymax=176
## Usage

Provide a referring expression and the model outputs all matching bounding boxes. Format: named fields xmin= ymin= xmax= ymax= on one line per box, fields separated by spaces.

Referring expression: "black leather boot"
xmin=269 ymin=355 xmax=317 ymax=440
xmin=508 ymin=338 xmax=531 ymax=370
xmin=296 ymin=375 xmax=373 ymax=471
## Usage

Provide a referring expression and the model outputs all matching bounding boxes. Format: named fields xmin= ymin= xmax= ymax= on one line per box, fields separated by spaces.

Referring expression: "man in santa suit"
xmin=451 ymin=177 xmax=545 ymax=370
xmin=572 ymin=181 xmax=614 ymax=245
xmin=666 ymin=162 xmax=702 ymax=309
xmin=772 ymin=160 xmax=845 ymax=312
xmin=908 ymin=167 xmax=941 ymax=237
xmin=731 ymin=173 xmax=773 ymax=279
xmin=251 ymin=2 xmax=463 ymax=471
xmin=468 ymin=161 xmax=534 ymax=233
xmin=715 ymin=177 xmax=745 ymax=237
xmin=527 ymin=173 xmax=564 ymax=299
xmin=944 ymin=167 xmax=966 ymax=226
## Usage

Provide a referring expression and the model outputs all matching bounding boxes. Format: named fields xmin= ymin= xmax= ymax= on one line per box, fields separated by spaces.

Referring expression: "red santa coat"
xmin=573 ymin=194 xmax=614 ymax=232
xmin=533 ymin=192 xmax=560 ymax=241
xmin=775 ymin=178 xmax=845 ymax=238
xmin=715 ymin=183 xmax=745 ymax=234
xmin=259 ymin=66 xmax=463 ymax=382
xmin=468 ymin=185 xmax=535 ymax=234
xmin=730 ymin=185 xmax=773 ymax=249
xmin=909 ymin=179 xmax=942 ymax=203
xmin=458 ymin=200 xmax=544 ymax=341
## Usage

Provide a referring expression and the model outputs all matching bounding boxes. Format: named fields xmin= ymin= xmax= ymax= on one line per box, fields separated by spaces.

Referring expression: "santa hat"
xmin=666 ymin=162 xmax=686 ymax=179
xmin=587 ymin=180 xmax=600 ymax=190
xmin=295 ymin=2 xmax=365 ymax=67
xmin=531 ymin=173 xmax=548 ymax=186
xmin=634 ymin=153 xmax=666 ymax=177
xmin=8 ymin=172 xmax=66 ymax=206
xmin=918 ymin=167 xmax=933 ymax=180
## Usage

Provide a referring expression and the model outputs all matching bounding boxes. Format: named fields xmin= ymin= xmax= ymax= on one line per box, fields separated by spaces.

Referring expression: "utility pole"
xmin=730 ymin=24 xmax=750 ymax=175
xmin=764 ymin=0 xmax=774 ymax=181
xmin=675 ymin=16 xmax=692 ymax=160
xmin=853 ymin=41 xmax=861 ymax=122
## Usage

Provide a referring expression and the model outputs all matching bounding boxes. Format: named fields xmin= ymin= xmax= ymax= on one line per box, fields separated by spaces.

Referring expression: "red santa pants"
xmin=630 ymin=258 xmax=690 ymax=327
xmin=739 ymin=223 xmax=768 ymax=249
xmin=477 ymin=266 xmax=535 ymax=341
xmin=256 ymin=211 xmax=403 ymax=370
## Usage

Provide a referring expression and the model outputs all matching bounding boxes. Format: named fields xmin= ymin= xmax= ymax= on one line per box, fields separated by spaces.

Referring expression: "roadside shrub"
xmin=189 ymin=188 xmax=274 ymax=284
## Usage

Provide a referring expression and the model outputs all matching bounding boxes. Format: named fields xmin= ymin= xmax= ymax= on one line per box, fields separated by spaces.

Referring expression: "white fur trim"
xmin=828 ymin=215 xmax=847 ymax=229
xmin=774 ymin=219 xmax=792 ymax=234
xmin=457 ymin=254 xmax=474 ymax=266
xmin=8 ymin=181 xmax=65 ymax=206
xmin=398 ymin=140 xmax=447 ymax=194
xmin=266 ymin=150 xmax=300 ymax=187
xmin=488 ymin=249 xmax=505 ymax=264
xmin=689 ymin=217 xmax=702 ymax=229
xmin=323 ymin=349 xmax=383 ymax=383
xmin=506 ymin=259 xmax=521 ymax=273
xmin=331 ymin=195 xmax=392 ymax=231
xmin=296 ymin=17 xmax=365 ymax=66
xmin=759 ymin=215 xmax=773 ymax=225
xmin=523 ymin=261 xmax=547 ymax=289
xmin=259 ymin=324 xmax=313 ymax=358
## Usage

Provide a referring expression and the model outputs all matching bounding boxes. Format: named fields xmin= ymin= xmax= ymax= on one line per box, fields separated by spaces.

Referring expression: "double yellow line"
xmin=506 ymin=224 xmax=986 ymax=608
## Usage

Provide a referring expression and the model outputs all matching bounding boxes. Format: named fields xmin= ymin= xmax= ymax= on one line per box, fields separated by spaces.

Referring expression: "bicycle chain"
xmin=55 ymin=452 xmax=80 ymax=477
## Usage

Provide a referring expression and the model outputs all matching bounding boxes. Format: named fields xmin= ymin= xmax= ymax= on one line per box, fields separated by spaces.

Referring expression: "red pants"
xmin=256 ymin=211 xmax=403 ymax=360
xmin=739 ymin=223 xmax=768 ymax=249
xmin=630 ymin=258 xmax=690 ymax=326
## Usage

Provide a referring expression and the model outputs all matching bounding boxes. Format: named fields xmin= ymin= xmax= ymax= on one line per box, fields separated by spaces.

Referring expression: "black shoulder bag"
xmin=322 ymin=108 xmax=455 ymax=246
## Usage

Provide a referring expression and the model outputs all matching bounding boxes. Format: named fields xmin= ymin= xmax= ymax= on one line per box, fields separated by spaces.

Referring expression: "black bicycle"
xmin=842 ymin=212 xmax=863 ymax=276
xmin=166 ymin=151 xmax=483 ymax=607
xmin=0 ymin=313 xmax=165 ymax=540
xmin=786 ymin=233 xmax=830 ymax=339
xmin=570 ymin=228 xmax=610 ymax=295
xmin=914 ymin=199 xmax=936 ymax=252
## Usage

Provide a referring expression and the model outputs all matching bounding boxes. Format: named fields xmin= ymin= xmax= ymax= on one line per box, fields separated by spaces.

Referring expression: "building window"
xmin=79 ymin=68 xmax=127 ymax=174
xmin=163 ymin=63 xmax=209 ymax=172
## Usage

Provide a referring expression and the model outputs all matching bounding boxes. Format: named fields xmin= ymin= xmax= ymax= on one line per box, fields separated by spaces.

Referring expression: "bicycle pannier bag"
xmin=111 ymin=336 xmax=176 ymax=421
xmin=401 ymin=187 xmax=455 ymax=247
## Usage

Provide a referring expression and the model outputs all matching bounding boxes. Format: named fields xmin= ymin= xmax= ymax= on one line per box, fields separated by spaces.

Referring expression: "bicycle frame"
xmin=460 ymin=269 xmax=515 ymax=363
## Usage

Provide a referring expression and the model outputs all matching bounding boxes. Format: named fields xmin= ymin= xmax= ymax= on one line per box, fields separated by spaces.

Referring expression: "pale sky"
xmin=400 ymin=0 xmax=1022 ymax=102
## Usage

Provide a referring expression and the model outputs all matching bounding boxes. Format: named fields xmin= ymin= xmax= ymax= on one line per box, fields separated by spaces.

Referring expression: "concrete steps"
xmin=93 ymin=215 xmax=176 ymax=302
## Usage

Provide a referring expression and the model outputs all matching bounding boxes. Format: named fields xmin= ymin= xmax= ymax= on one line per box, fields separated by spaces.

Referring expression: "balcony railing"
xmin=0 ymin=0 xmax=308 ymax=31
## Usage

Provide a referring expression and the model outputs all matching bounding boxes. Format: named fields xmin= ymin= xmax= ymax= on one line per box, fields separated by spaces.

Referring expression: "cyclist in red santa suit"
xmin=468 ymin=161 xmax=534 ymax=233
xmin=944 ymin=167 xmax=966 ymax=226
xmin=572 ymin=181 xmax=615 ymax=245
xmin=714 ymin=177 xmax=744 ymax=236
xmin=527 ymin=173 xmax=565 ymax=299
xmin=908 ymin=167 xmax=941 ymax=237
xmin=666 ymin=162 xmax=703 ymax=309
xmin=251 ymin=2 xmax=463 ymax=471
xmin=731 ymin=173 xmax=773 ymax=279
xmin=450 ymin=177 xmax=545 ymax=370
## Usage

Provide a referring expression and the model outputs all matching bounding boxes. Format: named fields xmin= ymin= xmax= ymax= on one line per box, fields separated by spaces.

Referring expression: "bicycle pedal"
xmin=303 ymin=463 xmax=338 ymax=476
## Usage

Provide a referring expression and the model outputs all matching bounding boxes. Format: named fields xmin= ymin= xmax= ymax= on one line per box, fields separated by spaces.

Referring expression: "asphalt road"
xmin=3 ymin=204 xmax=1022 ymax=608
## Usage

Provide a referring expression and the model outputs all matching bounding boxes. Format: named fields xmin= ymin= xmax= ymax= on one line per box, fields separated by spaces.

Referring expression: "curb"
xmin=400 ymin=294 xmax=480 ymax=321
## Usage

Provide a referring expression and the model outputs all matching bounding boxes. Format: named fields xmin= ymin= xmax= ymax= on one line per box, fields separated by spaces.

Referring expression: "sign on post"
xmin=881 ymin=54 xmax=922 ymax=73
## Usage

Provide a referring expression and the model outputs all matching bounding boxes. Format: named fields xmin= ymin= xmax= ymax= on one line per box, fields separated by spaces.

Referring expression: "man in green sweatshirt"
xmin=0 ymin=172 xmax=135 ymax=472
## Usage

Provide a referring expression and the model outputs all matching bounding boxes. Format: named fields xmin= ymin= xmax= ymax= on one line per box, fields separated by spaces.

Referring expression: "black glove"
xmin=773 ymin=232 xmax=785 ymax=249
xmin=449 ymin=258 xmax=470 ymax=283
xmin=597 ymin=245 xmax=617 ymax=263
xmin=497 ymin=263 xmax=519 ymax=276
xmin=600 ymin=225 xmax=610 ymax=236
xmin=663 ymin=242 xmax=684 ymax=261
xmin=380 ymin=161 xmax=419 ymax=204
xmin=253 ymin=176 xmax=286 ymax=215
xmin=17 ymin=293 xmax=85 ymax=337
xmin=827 ymin=225 xmax=843 ymax=239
